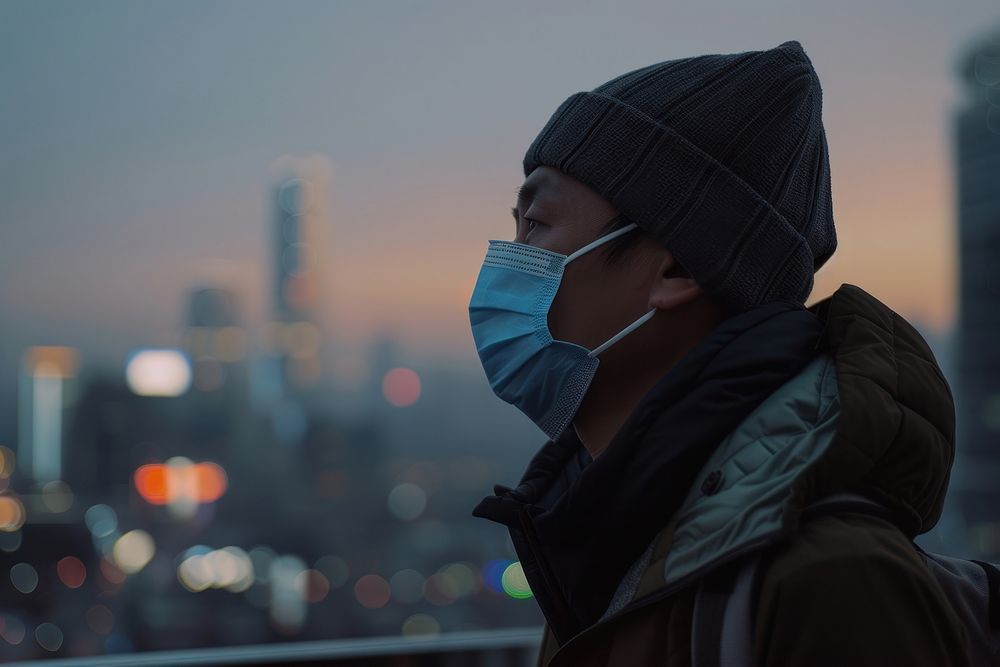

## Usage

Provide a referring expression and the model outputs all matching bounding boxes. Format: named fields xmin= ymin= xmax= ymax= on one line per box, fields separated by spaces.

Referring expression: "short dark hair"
xmin=598 ymin=215 xmax=745 ymax=324
xmin=598 ymin=214 xmax=691 ymax=280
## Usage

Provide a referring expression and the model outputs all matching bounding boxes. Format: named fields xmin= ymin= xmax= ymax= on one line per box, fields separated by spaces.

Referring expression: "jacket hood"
xmin=471 ymin=282 xmax=956 ymax=644
xmin=805 ymin=282 xmax=954 ymax=535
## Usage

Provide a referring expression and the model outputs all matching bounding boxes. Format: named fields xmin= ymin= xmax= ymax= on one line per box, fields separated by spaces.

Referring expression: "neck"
xmin=572 ymin=398 xmax=636 ymax=461
xmin=573 ymin=324 xmax=714 ymax=459
xmin=572 ymin=351 xmax=680 ymax=460
xmin=572 ymin=303 xmax=728 ymax=460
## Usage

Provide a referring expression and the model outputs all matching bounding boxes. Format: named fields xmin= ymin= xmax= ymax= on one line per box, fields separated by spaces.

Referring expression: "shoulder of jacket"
xmin=750 ymin=513 xmax=974 ymax=667
xmin=761 ymin=511 xmax=929 ymax=587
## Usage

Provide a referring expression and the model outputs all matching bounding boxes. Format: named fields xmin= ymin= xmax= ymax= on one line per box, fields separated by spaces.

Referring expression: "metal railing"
xmin=4 ymin=626 xmax=544 ymax=667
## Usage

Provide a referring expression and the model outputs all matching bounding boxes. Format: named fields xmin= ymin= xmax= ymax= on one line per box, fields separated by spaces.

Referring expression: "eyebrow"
xmin=515 ymin=183 xmax=539 ymax=208
xmin=512 ymin=184 xmax=536 ymax=224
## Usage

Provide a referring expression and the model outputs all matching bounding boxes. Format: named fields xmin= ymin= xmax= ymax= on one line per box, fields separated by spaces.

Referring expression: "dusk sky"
xmin=2 ymin=0 xmax=999 ymax=379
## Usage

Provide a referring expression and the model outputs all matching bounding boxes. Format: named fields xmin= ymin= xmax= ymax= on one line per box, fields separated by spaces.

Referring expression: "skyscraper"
xmin=953 ymin=26 xmax=1000 ymax=558
xmin=182 ymin=285 xmax=250 ymax=447
xmin=16 ymin=346 xmax=78 ymax=483
xmin=269 ymin=168 xmax=330 ymax=394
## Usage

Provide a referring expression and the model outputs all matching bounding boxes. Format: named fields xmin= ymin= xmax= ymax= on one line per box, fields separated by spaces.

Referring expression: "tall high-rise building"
xmin=953 ymin=27 xmax=1000 ymax=557
xmin=182 ymin=285 xmax=250 ymax=445
xmin=184 ymin=286 xmax=247 ymax=392
xmin=16 ymin=346 xmax=78 ymax=483
xmin=268 ymin=169 xmax=330 ymax=395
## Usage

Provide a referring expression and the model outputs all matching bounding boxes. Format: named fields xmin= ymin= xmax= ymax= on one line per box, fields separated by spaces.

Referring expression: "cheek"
xmin=548 ymin=265 xmax=651 ymax=347
xmin=547 ymin=281 xmax=570 ymax=341
xmin=547 ymin=268 xmax=619 ymax=347
xmin=547 ymin=271 xmax=591 ymax=344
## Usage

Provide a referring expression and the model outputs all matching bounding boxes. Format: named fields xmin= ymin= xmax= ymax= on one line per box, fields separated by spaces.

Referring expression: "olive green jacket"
xmin=535 ymin=284 xmax=971 ymax=666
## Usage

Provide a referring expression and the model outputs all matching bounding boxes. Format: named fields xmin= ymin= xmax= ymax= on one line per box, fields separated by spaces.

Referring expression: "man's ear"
xmin=648 ymin=252 xmax=703 ymax=311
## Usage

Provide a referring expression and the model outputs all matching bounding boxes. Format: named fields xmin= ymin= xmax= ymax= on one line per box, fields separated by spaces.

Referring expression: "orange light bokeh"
xmin=134 ymin=465 xmax=169 ymax=505
xmin=194 ymin=463 xmax=227 ymax=503
xmin=0 ymin=494 xmax=26 ymax=531
xmin=134 ymin=462 xmax=228 ymax=506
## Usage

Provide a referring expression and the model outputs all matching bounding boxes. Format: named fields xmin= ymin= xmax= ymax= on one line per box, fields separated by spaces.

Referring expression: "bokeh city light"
xmin=381 ymin=368 xmax=422 ymax=407
xmin=112 ymin=530 xmax=155 ymax=574
xmin=134 ymin=460 xmax=228 ymax=506
xmin=125 ymin=349 xmax=192 ymax=397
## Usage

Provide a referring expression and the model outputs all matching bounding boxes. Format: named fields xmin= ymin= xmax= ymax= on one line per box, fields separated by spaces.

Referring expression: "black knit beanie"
xmin=522 ymin=39 xmax=837 ymax=313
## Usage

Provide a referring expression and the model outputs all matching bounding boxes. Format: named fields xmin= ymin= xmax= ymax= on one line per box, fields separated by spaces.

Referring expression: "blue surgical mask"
xmin=468 ymin=222 xmax=657 ymax=441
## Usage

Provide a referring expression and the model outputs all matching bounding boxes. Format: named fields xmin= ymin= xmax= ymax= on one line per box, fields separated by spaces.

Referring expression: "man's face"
xmin=511 ymin=166 xmax=665 ymax=351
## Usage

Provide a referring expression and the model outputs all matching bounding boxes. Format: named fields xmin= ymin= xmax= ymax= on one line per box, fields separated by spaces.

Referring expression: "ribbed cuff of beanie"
xmin=522 ymin=90 xmax=815 ymax=313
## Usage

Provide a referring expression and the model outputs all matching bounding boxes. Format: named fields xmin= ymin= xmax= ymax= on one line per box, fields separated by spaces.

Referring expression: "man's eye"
xmin=524 ymin=217 xmax=539 ymax=232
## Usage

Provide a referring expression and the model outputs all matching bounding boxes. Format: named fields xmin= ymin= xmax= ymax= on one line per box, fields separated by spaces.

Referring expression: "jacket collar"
xmin=604 ymin=282 xmax=956 ymax=622
xmin=591 ymin=349 xmax=840 ymax=630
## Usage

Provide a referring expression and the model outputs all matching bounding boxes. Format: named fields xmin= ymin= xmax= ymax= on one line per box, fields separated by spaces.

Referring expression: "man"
xmin=468 ymin=40 xmax=971 ymax=666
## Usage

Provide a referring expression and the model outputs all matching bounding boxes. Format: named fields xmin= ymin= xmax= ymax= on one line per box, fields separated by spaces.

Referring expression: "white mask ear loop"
xmin=559 ymin=221 xmax=653 ymax=357
xmin=564 ymin=222 xmax=639 ymax=265
xmin=588 ymin=308 xmax=657 ymax=357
